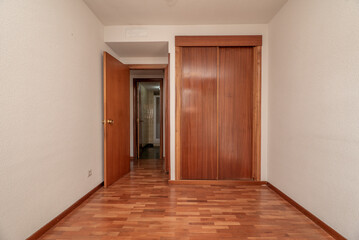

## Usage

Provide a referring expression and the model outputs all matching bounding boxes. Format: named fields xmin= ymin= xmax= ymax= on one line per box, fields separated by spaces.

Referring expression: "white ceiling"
xmin=83 ymin=0 xmax=288 ymax=25
xmin=107 ymin=42 xmax=168 ymax=57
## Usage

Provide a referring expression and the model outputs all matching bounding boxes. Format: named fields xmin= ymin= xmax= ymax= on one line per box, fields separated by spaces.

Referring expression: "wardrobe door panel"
xmin=219 ymin=47 xmax=253 ymax=180
xmin=181 ymin=47 xmax=217 ymax=180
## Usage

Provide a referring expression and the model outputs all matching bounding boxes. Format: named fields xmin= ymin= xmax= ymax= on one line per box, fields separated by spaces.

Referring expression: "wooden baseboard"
xmin=168 ymin=180 xmax=268 ymax=186
xmin=25 ymin=179 xmax=345 ymax=240
xmin=26 ymin=182 xmax=104 ymax=240
xmin=266 ymin=182 xmax=346 ymax=240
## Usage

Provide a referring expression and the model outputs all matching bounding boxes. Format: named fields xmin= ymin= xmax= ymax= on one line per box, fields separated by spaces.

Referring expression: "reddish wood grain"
xmin=39 ymin=159 xmax=334 ymax=240
xmin=104 ymin=52 xmax=130 ymax=187
xmin=175 ymin=35 xmax=263 ymax=47
xmin=252 ymin=46 xmax=262 ymax=180
xmin=218 ymin=47 xmax=254 ymax=180
xmin=180 ymin=47 xmax=218 ymax=180
xmin=165 ymin=54 xmax=171 ymax=175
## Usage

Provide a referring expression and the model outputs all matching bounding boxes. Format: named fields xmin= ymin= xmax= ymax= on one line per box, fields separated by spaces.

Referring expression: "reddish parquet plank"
xmin=39 ymin=159 xmax=333 ymax=240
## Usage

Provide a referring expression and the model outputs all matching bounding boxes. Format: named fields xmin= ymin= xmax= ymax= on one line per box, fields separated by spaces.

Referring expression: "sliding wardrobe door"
xmin=218 ymin=47 xmax=253 ymax=180
xmin=180 ymin=47 xmax=217 ymax=179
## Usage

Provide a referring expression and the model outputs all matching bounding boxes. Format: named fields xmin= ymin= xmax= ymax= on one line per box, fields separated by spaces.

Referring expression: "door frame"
xmin=153 ymin=95 xmax=161 ymax=144
xmin=175 ymin=36 xmax=262 ymax=181
xmin=128 ymin=57 xmax=171 ymax=177
xmin=133 ymin=78 xmax=163 ymax=162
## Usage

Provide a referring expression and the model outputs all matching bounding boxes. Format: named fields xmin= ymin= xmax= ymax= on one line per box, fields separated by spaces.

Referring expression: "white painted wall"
xmin=0 ymin=1 xmax=119 ymax=239
xmin=268 ymin=0 xmax=359 ymax=239
xmin=106 ymin=24 xmax=269 ymax=180
xmin=1 ymin=0 xmax=356 ymax=239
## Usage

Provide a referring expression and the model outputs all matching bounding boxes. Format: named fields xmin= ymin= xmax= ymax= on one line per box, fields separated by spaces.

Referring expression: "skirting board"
xmin=26 ymin=179 xmax=345 ymax=240
xmin=26 ymin=182 xmax=104 ymax=240
xmin=267 ymin=182 xmax=346 ymax=240
xmin=169 ymin=180 xmax=345 ymax=239
xmin=168 ymin=180 xmax=267 ymax=186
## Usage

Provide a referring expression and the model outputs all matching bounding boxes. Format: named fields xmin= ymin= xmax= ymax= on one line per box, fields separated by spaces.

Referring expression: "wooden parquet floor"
xmin=40 ymin=159 xmax=333 ymax=240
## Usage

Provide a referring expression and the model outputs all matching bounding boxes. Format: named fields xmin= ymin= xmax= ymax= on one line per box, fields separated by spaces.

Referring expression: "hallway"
xmin=139 ymin=146 xmax=160 ymax=159
xmin=40 ymin=160 xmax=333 ymax=240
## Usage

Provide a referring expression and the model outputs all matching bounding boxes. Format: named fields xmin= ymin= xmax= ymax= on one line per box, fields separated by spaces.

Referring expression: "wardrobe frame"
xmin=175 ymin=35 xmax=262 ymax=181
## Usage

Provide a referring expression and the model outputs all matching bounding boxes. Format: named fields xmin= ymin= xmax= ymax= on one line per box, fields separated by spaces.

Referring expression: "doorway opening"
xmin=103 ymin=43 xmax=170 ymax=187
xmin=133 ymin=77 xmax=164 ymax=170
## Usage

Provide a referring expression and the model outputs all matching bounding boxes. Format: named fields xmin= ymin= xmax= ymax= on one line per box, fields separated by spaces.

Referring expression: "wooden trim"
xmin=175 ymin=47 xmax=182 ymax=180
xmin=252 ymin=46 xmax=262 ymax=181
xmin=160 ymin=80 xmax=164 ymax=164
xmin=169 ymin=180 xmax=267 ymax=186
xmin=175 ymin=35 xmax=262 ymax=47
xmin=130 ymin=60 xmax=171 ymax=176
xmin=26 ymin=182 xmax=103 ymax=240
xmin=133 ymin=80 xmax=138 ymax=159
xmin=127 ymin=64 xmax=167 ymax=70
xmin=103 ymin=52 xmax=108 ymax=187
xmin=175 ymin=38 xmax=262 ymax=182
xmin=133 ymin=80 xmax=140 ymax=159
xmin=216 ymin=47 xmax=220 ymax=180
xmin=165 ymin=53 xmax=171 ymax=177
xmin=267 ymin=183 xmax=346 ymax=240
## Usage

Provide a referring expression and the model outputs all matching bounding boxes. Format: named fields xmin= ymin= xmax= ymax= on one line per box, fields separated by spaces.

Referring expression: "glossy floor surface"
xmin=139 ymin=146 xmax=160 ymax=159
xmin=40 ymin=159 xmax=333 ymax=239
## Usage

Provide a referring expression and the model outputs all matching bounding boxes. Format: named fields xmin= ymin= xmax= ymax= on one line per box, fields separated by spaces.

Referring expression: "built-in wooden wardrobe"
xmin=175 ymin=36 xmax=262 ymax=181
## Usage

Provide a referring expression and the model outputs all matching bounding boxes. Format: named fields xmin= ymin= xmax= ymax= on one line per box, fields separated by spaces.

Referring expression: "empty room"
xmin=1 ymin=0 xmax=358 ymax=239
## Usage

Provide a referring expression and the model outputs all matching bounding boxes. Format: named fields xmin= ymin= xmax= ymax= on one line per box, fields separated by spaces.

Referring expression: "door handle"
xmin=104 ymin=119 xmax=114 ymax=125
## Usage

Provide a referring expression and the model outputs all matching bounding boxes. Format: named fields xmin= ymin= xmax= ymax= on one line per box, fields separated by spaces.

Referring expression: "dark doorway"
xmin=134 ymin=79 xmax=163 ymax=164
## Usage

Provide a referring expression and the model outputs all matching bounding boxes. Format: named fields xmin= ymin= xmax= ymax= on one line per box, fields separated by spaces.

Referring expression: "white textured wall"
xmin=0 ymin=1 xmax=117 ymax=239
xmin=105 ymin=24 xmax=269 ymax=180
xmin=268 ymin=0 xmax=359 ymax=239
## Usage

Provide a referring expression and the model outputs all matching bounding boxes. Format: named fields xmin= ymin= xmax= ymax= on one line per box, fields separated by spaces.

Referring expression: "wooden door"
xmin=103 ymin=52 xmax=130 ymax=187
xmin=180 ymin=47 xmax=218 ymax=179
xmin=218 ymin=47 xmax=253 ymax=180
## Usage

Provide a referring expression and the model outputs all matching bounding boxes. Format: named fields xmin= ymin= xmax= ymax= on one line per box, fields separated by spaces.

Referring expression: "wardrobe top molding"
xmin=175 ymin=35 xmax=262 ymax=47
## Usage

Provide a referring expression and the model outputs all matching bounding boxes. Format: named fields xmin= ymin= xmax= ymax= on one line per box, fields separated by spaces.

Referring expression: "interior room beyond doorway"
xmin=131 ymin=69 xmax=165 ymax=169
xmin=137 ymin=81 xmax=161 ymax=160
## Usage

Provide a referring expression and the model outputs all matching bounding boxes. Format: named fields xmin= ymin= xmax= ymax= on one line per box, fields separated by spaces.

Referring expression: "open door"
xmin=103 ymin=52 xmax=130 ymax=188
